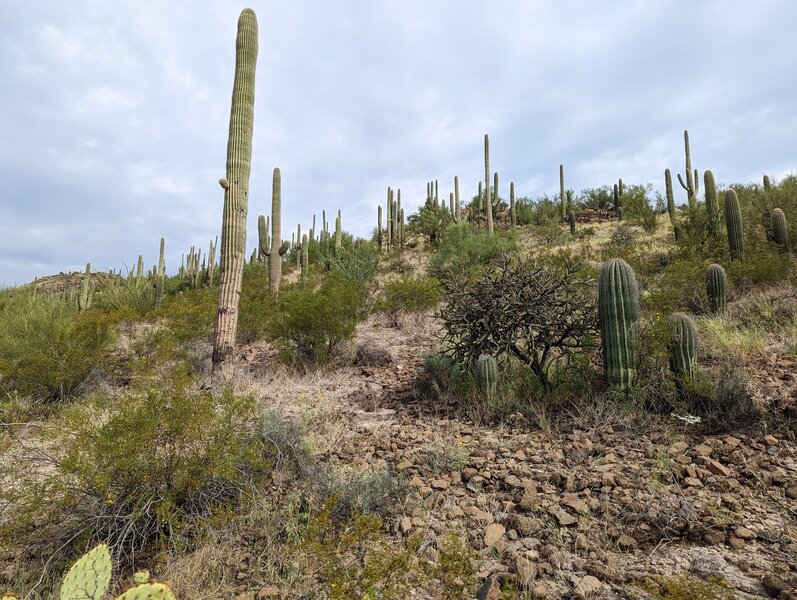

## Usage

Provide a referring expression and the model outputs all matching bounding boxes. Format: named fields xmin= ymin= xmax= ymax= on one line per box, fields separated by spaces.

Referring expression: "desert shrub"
xmin=0 ymin=369 xmax=276 ymax=574
xmin=632 ymin=202 xmax=660 ymax=234
xmin=725 ymin=239 xmax=796 ymax=289
xmin=0 ymin=290 xmax=119 ymax=403
xmin=683 ymin=366 xmax=761 ymax=433
xmin=428 ymin=222 xmax=516 ymax=279
xmin=268 ymin=273 xmax=363 ymax=366
xmin=577 ymin=186 xmax=614 ymax=211
xmin=329 ymin=244 xmax=381 ymax=284
xmin=152 ymin=285 xmax=217 ymax=344
xmin=377 ymin=275 xmax=441 ymax=326
xmin=512 ymin=194 xmax=559 ymax=226
xmin=640 ymin=572 xmax=734 ymax=599
xmin=316 ymin=466 xmax=405 ymax=522
xmin=617 ymin=184 xmax=654 ymax=221
xmin=237 ymin=274 xmax=277 ymax=344
xmin=93 ymin=274 xmax=156 ymax=315
xmin=439 ymin=254 xmax=598 ymax=389
xmin=601 ymin=223 xmax=642 ymax=261
xmin=408 ymin=202 xmax=451 ymax=245
xmin=296 ymin=499 xmax=476 ymax=600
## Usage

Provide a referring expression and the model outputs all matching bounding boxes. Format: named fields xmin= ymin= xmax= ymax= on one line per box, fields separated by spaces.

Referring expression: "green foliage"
xmin=94 ymin=273 xmax=156 ymax=315
xmin=236 ymin=273 xmax=277 ymax=345
xmin=615 ymin=183 xmax=654 ymax=222
xmin=640 ymin=572 xmax=734 ymax=599
xmin=377 ymin=275 xmax=441 ymax=325
xmin=268 ymin=273 xmax=363 ymax=366
xmin=329 ymin=244 xmax=381 ymax=284
xmin=513 ymin=195 xmax=559 ymax=226
xmin=429 ymin=222 xmax=516 ymax=279
xmin=152 ymin=286 xmax=217 ymax=344
xmin=0 ymin=370 xmax=274 ymax=571
xmin=577 ymin=186 xmax=613 ymax=211
xmin=0 ymin=290 xmax=118 ymax=402
xmin=683 ymin=365 xmax=761 ymax=433
xmin=408 ymin=202 xmax=451 ymax=245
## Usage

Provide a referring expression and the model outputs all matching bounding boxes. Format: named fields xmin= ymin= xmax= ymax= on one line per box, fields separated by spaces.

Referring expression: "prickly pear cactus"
xmin=771 ymin=208 xmax=789 ymax=252
xmin=668 ymin=312 xmax=698 ymax=378
xmin=705 ymin=264 xmax=727 ymax=315
xmin=60 ymin=543 xmax=112 ymax=600
xmin=115 ymin=583 xmax=176 ymax=600
xmin=598 ymin=258 xmax=639 ymax=390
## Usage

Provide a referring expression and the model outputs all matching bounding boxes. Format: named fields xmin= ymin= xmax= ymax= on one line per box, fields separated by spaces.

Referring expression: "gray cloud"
xmin=1 ymin=0 xmax=796 ymax=284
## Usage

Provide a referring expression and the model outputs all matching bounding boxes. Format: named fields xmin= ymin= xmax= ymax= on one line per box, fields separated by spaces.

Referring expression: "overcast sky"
xmin=1 ymin=1 xmax=795 ymax=285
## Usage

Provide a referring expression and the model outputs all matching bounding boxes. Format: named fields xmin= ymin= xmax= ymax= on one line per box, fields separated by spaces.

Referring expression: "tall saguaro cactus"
xmin=559 ymin=164 xmax=566 ymax=223
xmin=677 ymin=129 xmax=699 ymax=209
xmin=454 ymin=176 xmax=460 ymax=222
xmin=772 ymin=208 xmax=790 ymax=252
xmin=598 ymin=258 xmax=639 ymax=390
xmin=212 ymin=8 xmax=258 ymax=372
xmin=484 ymin=134 xmax=493 ymax=235
xmin=510 ymin=181 xmax=516 ymax=228
xmin=724 ymin=189 xmax=744 ymax=260
xmin=269 ymin=168 xmax=289 ymax=296
xmin=665 ymin=168 xmax=681 ymax=241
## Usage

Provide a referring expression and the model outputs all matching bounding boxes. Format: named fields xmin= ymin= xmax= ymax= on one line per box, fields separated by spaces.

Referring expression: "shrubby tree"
xmin=439 ymin=254 xmax=598 ymax=388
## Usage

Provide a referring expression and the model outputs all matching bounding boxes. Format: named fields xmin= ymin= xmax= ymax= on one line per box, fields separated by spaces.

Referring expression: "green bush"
xmin=330 ymin=244 xmax=381 ymax=285
xmin=377 ymin=275 xmax=441 ymax=325
xmin=268 ymin=273 xmax=363 ymax=366
xmin=93 ymin=274 xmax=156 ymax=315
xmin=237 ymin=273 xmax=277 ymax=345
xmin=152 ymin=286 xmax=217 ymax=344
xmin=428 ymin=222 xmax=516 ymax=279
xmin=513 ymin=195 xmax=559 ymax=226
xmin=408 ymin=203 xmax=451 ymax=245
xmin=0 ymin=369 xmax=275 ymax=572
xmin=0 ymin=290 xmax=119 ymax=403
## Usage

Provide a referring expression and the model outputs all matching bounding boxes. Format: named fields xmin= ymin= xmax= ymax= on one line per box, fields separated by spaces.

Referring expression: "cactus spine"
xmin=677 ymin=129 xmax=699 ymax=209
xmin=598 ymin=258 xmax=639 ymax=389
xmin=484 ymin=134 xmax=493 ymax=235
xmin=704 ymin=170 xmax=720 ymax=238
xmin=668 ymin=312 xmax=698 ymax=378
xmin=510 ymin=181 xmax=516 ymax=228
xmin=568 ymin=210 xmax=576 ymax=235
xmin=212 ymin=8 xmax=258 ymax=371
xmin=705 ymin=263 xmax=727 ymax=315
xmin=724 ymin=188 xmax=744 ymax=260
xmin=772 ymin=208 xmax=789 ymax=252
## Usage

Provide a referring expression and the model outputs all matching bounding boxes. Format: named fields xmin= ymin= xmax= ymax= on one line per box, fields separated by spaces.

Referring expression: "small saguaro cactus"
xmin=476 ymin=354 xmax=499 ymax=402
xmin=763 ymin=174 xmax=772 ymax=191
xmin=704 ymin=170 xmax=720 ymax=238
xmin=484 ymin=134 xmax=493 ymax=235
xmin=618 ymin=178 xmax=624 ymax=197
xmin=568 ymin=210 xmax=576 ymax=235
xmin=705 ymin=263 xmax=727 ymax=315
xmin=334 ymin=214 xmax=342 ymax=255
xmin=724 ymin=188 xmax=744 ymax=260
xmin=598 ymin=258 xmax=640 ymax=390
xmin=78 ymin=262 xmax=93 ymax=311
xmin=677 ymin=129 xmax=699 ymax=209
xmin=668 ymin=312 xmax=698 ymax=378
xmin=212 ymin=8 xmax=258 ymax=372
xmin=771 ymin=208 xmax=789 ymax=252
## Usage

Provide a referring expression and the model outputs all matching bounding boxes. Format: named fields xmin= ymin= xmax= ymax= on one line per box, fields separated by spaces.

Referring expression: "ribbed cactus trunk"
xmin=485 ymin=134 xmax=493 ymax=235
xmin=704 ymin=170 xmax=719 ymax=238
xmin=334 ymin=214 xmax=342 ymax=255
xmin=771 ymin=208 xmax=789 ymax=252
xmin=386 ymin=187 xmax=392 ymax=251
xmin=568 ymin=210 xmax=576 ymax=235
xmin=724 ymin=189 xmax=744 ymax=260
xmin=158 ymin=237 xmax=165 ymax=277
xmin=207 ymin=236 xmax=217 ymax=286
xmin=212 ymin=8 xmax=258 ymax=372
xmin=454 ymin=176 xmax=460 ymax=222
xmin=377 ymin=205 xmax=383 ymax=252
xmin=492 ymin=171 xmax=499 ymax=209
xmin=668 ymin=313 xmax=698 ymax=378
xmin=269 ymin=167 xmax=285 ymax=296
xmin=559 ymin=164 xmax=565 ymax=224
xmin=399 ymin=208 xmax=404 ymax=249
xmin=599 ymin=258 xmax=639 ymax=390
xmin=677 ymin=129 xmax=699 ymax=209
xmin=763 ymin=175 xmax=771 ymax=191
xmin=78 ymin=262 xmax=92 ymax=311
xmin=613 ymin=184 xmax=620 ymax=220
xmin=509 ymin=181 xmax=516 ymax=228
xmin=705 ymin=263 xmax=727 ymax=315
xmin=476 ymin=354 xmax=499 ymax=403
xmin=665 ymin=169 xmax=681 ymax=241
xmin=300 ymin=234 xmax=308 ymax=286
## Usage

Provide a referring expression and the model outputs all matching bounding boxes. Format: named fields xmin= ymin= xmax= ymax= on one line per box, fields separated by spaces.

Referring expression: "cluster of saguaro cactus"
xmin=677 ymin=129 xmax=699 ymax=209
xmin=724 ymin=189 xmax=744 ymax=260
xmin=771 ymin=208 xmax=790 ymax=252
xmin=1 ymin=543 xmax=176 ymax=600
xmin=212 ymin=8 xmax=258 ymax=371
xmin=598 ymin=258 xmax=639 ymax=389
xmin=705 ymin=263 xmax=727 ymax=315
xmin=668 ymin=312 xmax=698 ymax=378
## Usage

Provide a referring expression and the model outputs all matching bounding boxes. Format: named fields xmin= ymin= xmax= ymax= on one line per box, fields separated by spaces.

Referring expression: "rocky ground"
xmin=244 ymin=311 xmax=797 ymax=599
